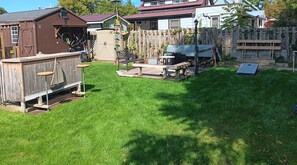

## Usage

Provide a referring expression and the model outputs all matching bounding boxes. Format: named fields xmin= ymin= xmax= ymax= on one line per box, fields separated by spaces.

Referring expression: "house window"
xmin=173 ymin=0 xmax=181 ymax=3
xmin=181 ymin=0 xmax=188 ymax=2
xmin=151 ymin=21 xmax=158 ymax=30
xmin=88 ymin=23 xmax=102 ymax=29
xmin=11 ymin=26 xmax=19 ymax=43
xmin=59 ymin=9 xmax=68 ymax=19
xmin=151 ymin=1 xmax=158 ymax=5
xmin=169 ymin=19 xmax=180 ymax=29
xmin=159 ymin=0 xmax=165 ymax=5
xmin=211 ymin=16 xmax=220 ymax=28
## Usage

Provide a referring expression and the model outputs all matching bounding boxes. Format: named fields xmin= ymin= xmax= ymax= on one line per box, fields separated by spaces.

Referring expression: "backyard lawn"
xmin=1 ymin=62 xmax=297 ymax=164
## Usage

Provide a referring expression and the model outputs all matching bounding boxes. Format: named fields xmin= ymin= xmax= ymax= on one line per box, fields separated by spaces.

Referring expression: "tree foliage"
xmin=221 ymin=3 xmax=253 ymax=29
xmin=0 ymin=7 xmax=7 ymax=14
xmin=58 ymin=0 xmax=98 ymax=15
xmin=268 ymin=0 xmax=297 ymax=26
xmin=58 ymin=0 xmax=138 ymax=16
xmin=264 ymin=0 xmax=285 ymax=18
xmin=273 ymin=5 xmax=297 ymax=26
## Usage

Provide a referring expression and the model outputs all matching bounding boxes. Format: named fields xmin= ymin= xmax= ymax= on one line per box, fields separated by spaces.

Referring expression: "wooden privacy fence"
xmin=127 ymin=27 xmax=297 ymax=61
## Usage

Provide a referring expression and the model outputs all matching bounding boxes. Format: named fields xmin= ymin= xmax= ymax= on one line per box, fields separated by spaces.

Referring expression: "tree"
xmin=96 ymin=0 xmax=116 ymax=14
xmin=58 ymin=0 xmax=99 ymax=15
xmin=0 ymin=7 xmax=7 ymax=14
xmin=267 ymin=0 xmax=297 ymax=26
xmin=221 ymin=3 xmax=253 ymax=29
xmin=58 ymin=0 xmax=138 ymax=16
xmin=264 ymin=0 xmax=285 ymax=19
xmin=121 ymin=0 xmax=138 ymax=16
xmin=273 ymin=5 xmax=297 ymax=26
xmin=96 ymin=0 xmax=137 ymax=16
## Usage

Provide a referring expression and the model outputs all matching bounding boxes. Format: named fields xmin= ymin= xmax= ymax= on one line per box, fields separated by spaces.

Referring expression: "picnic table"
xmin=132 ymin=62 xmax=190 ymax=80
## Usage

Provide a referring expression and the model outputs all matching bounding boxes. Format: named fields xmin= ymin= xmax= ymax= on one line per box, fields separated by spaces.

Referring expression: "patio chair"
xmin=116 ymin=49 xmax=136 ymax=71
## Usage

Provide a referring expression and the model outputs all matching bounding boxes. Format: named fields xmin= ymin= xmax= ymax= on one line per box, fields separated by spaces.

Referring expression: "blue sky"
xmin=0 ymin=0 xmax=141 ymax=13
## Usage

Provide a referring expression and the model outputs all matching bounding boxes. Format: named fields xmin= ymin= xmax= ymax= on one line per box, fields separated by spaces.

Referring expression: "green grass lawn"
xmin=1 ymin=62 xmax=297 ymax=164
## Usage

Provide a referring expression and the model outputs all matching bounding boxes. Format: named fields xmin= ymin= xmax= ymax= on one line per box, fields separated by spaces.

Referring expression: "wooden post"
xmin=175 ymin=69 xmax=180 ymax=79
xmin=139 ymin=67 xmax=142 ymax=76
xmin=162 ymin=68 xmax=167 ymax=79
xmin=138 ymin=30 xmax=142 ymax=58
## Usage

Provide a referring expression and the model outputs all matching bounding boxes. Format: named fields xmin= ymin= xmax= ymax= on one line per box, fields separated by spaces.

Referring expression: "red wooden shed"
xmin=0 ymin=7 xmax=87 ymax=59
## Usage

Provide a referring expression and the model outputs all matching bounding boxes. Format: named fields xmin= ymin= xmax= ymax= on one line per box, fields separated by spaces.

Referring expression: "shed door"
xmin=94 ymin=30 xmax=116 ymax=61
xmin=0 ymin=32 xmax=4 ymax=59
xmin=21 ymin=29 xmax=34 ymax=57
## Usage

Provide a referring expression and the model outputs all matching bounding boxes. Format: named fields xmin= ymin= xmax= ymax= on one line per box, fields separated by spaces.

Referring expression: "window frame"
xmin=172 ymin=0 xmax=181 ymax=4
xmin=169 ymin=19 xmax=180 ymax=29
xmin=159 ymin=0 xmax=165 ymax=5
xmin=11 ymin=25 xmax=19 ymax=43
xmin=151 ymin=1 xmax=158 ymax=5
xmin=210 ymin=16 xmax=220 ymax=28
xmin=150 ymin=21 xmax=158 ymax=30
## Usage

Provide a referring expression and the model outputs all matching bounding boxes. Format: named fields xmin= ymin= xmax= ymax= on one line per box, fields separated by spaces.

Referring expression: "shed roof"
xmin=80 ymin=13 xmax=115 ymax=22
xmin=80 ymin=13 xmax=130 ymax=25
xmin=0 ymin=7 xmax=65 ymax=23
xmin=247 ymin=10 xmax=266 ymax=19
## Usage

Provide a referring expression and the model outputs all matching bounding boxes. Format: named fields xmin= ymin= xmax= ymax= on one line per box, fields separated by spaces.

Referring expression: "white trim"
xmin=87 ymin=21 xmax=103 ymax=24
xmin=85 ymin=15 xmax=131 ymax=25
xmin=101 ymin=15 xmax=131 ymax=25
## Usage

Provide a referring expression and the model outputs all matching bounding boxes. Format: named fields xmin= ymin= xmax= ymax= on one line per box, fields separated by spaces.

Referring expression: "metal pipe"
xmin=194 ymin=19 xmax=199 ymax=75
xmin=293 ymin=51 xmax=297 ymax=72
xmin=82 ymin=68 xmax=86 ymax=98
xmin=45 ymin=76 xmax=49 ymax=111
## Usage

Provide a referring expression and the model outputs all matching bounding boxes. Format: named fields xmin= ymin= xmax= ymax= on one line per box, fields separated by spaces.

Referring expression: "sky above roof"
xmin=0 ymin=0 xmax=141 ymax=13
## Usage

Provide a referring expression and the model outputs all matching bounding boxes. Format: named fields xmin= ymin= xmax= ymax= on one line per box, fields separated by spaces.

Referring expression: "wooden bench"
xmin=237 ymin=40 xmax=281 ymax=59
xmin=116 ymin=49 xmax=136 ymax=71
xmin=132 ymin=62 xmax=190 ymax=79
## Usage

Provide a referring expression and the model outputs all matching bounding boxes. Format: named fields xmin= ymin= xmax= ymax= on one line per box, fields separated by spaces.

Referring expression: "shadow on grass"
xmin=85 ymin=84 xmax=96 ymax=91
xmin=124 ymin=130 xmax=247 ymax=164
xmin=90 ymin=88 xmax=102 ymax=92
xmin=124 ymin=68 xmax=297 ymax=164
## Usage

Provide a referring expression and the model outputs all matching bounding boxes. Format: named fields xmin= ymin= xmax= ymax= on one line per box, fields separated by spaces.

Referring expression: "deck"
xmin=116 ymin=66 xmax=198 ymax=80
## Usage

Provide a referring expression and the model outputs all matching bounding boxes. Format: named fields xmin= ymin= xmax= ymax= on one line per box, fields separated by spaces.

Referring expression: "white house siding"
xmin=158 ymin=19 xmax=169 ymax=30
xmin=158 ymin=18 xmax=193 ymax=29
xmin=144 ymin=2 xmax=150 ymax=6
xmin=189 ymin=0 xmax=197 ymax=2
xmin=180 ymin=18 xmax=194 ymax=28
xmin=195 ymin=5 xmax=228 ymax=28
xmin=165 ymin=0 xmax=172 ymax=4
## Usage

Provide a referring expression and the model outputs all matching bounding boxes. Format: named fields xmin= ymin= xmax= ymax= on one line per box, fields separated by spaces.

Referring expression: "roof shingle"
xmin=124 ymin=8 xmax=195 ymax=21
xmin=80 ymin=14 xmax=115 ymax=22
xmin=0 ymin=7 xmax=63 ymax=23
